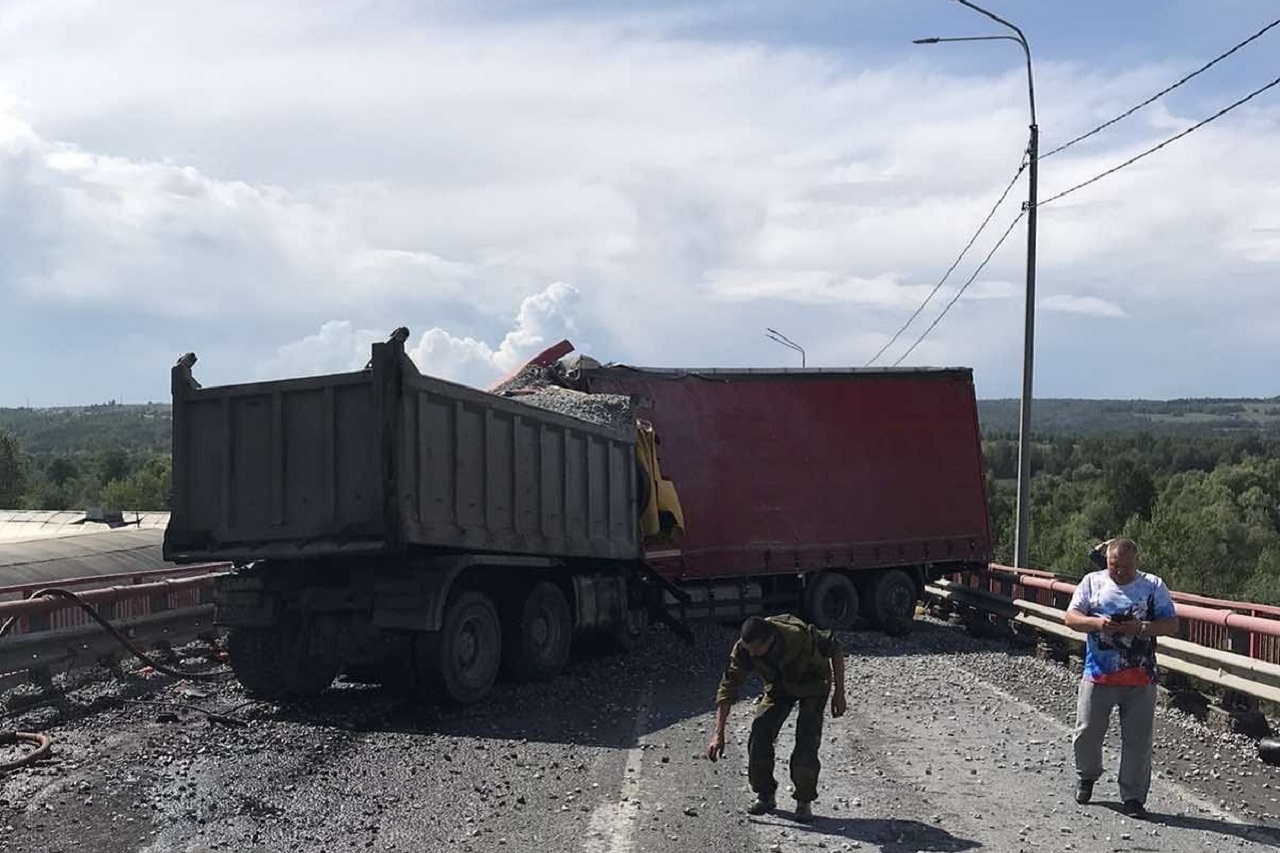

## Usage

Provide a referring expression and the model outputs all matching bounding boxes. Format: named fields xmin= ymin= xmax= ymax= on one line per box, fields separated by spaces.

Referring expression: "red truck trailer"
xmin=574 ymin=360 xmax=992 ymax=633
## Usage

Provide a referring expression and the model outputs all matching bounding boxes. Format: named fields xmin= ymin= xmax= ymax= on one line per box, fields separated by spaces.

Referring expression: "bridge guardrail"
xmin=926 ymin=564 xmax=1280 ymax=712
xmin=0 ymin=564 xmax=229 ymax=636
xmin=0 ymin=567 xmax=229 ymax=687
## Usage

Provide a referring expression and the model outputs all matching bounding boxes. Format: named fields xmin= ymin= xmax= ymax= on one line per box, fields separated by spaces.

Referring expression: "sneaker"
xmin=1122 ymin=799 xmax=1147 ymax=819
xmin=793 ymin=801 xmax=814 ymax=823
xmin=1075 ymin=779 xmax=1094 ymax=805
xmin=746 ymin=795 xmax=776 ymax=816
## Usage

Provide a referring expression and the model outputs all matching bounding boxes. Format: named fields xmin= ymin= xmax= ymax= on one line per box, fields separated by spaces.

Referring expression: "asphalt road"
xmin=2 ymin=617 xmax=1279 ymax=853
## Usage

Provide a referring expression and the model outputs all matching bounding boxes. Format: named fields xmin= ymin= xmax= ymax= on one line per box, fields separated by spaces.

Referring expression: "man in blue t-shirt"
xmin=1065 ymin=538 xmax=1180 ymax=819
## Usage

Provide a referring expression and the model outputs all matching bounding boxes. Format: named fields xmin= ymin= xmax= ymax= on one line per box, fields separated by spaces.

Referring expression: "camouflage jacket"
xmin=715 ymin=614 xmax=840 ymax=704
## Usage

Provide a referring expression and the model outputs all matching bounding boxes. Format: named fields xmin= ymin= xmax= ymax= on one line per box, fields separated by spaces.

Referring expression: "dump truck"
xmin=164 ymin=329 xmax=991 ymax=704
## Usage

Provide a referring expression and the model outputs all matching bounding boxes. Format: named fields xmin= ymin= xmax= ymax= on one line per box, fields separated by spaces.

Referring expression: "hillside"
xmin=0 ymin=404 xmax=172 ymax=455
xmin=977 ymin=397 xmax=1280 ymax=437
xmin=4 ymin=394 xmax=1280 ymax=458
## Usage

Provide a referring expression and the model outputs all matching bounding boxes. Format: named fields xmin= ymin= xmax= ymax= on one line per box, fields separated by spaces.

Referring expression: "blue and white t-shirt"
xmin=1067 ymin=570 xmax=1177 ymax=685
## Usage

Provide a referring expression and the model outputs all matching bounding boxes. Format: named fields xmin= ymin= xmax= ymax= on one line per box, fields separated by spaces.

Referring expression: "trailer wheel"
xmin=805 ymin=571 xmax=860 ymax=631
xmin=503 ymin=582 xmax=572 ymax=682
xmin=425 ymin=590 xmax=502 ymax=705
xmin=868 ymin=569 xmax=917 ymax=635
xmin=226 ymin=619 xmax=337 ymax=698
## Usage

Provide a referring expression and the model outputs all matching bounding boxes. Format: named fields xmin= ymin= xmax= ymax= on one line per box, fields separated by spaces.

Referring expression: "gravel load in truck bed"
xmin=494 ymin=363 xmax=636 ymax=434
xmin=508 ymin=386 xmax=636 ymax=434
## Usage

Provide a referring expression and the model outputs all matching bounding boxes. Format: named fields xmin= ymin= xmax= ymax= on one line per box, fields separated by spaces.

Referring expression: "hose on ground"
xmin=0 ymin=586 xmax=226 ymax=681
xmin=1 ymin=586 xmax=233 ymax=772
xmin=0 ymin=731 xmax=52 ymax=772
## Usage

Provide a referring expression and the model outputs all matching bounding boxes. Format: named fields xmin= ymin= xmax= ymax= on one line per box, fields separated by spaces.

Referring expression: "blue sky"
xmin=0 ymin=0 xmax=1277 ymax=405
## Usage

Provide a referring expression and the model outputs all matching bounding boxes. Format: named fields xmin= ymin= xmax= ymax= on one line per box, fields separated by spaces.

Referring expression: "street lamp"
xmin=916 ymin=0 xmax=1038 ymax=569
xmin=765 ymin=328 xmax=806 ymax=368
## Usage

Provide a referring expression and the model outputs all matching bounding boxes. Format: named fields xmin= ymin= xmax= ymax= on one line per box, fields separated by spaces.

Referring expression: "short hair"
xmin=741 ymin=616 xmax=773 ymax=645
xmin=1107 ymin=538 xmax=1139 ymax=558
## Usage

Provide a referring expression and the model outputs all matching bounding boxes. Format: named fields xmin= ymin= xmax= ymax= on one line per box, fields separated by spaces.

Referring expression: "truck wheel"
xmin=503 ymin=582 xmax=572 ymax=682
xmin=226 ymin=627 xmax=288 ymax=697
xmin=805 ymin=571 xmax=859 ymax=631
xmin=605 ymin=606 xmax=649 ymax=654
xmin=226 ymin=620 xmax=336 ymax=698
xmin=428 ymin=590 xmax=502 ymax=705
xmin=868 ymin=569 xmax=917 ymax=635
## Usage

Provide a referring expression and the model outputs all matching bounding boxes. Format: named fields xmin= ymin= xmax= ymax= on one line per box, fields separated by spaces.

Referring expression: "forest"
xmin=2 ymin=400 xmax=1279 ymax=604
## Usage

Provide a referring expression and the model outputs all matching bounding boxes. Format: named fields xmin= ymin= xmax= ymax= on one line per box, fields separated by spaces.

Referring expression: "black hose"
xmin=0 ymin=587 xmax=226 ymax=681
xmin=1 ymin=586 xmax=234 ymax=773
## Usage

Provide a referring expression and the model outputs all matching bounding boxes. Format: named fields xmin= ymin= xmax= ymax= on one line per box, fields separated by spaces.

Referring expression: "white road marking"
xmin=584 ymin=680 xmax=653 ymax=853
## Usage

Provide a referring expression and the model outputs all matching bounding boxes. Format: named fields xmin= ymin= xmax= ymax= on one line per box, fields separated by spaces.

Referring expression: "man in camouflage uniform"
xmin=705 ymin=614 xmax=847 ymax=822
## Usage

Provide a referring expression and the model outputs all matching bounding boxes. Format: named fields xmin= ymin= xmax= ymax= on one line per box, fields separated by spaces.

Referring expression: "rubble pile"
xmin=496 ymin=363 xmax=635 ymax=433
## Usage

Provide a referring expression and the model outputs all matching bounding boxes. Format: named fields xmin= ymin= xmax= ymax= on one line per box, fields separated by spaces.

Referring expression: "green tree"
xmin=46 ymin=456 xmax=79 ymax=487
xmin=0 ymin=429 xmax=27 ymax=507
xmin=98 ymin=447 xmax=130 ymax=484
xmin=1102 ymin=456 xmax=1156 ymax=527
xmin=99 ymin=455 xmax=171 ymax=511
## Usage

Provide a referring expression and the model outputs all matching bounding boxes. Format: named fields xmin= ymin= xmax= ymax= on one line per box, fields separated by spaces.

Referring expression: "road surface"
xmin=2 ymin=617 xmax=1278 ymax=852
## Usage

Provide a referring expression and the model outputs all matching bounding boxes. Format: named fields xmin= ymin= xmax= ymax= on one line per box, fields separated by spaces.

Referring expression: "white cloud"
xmin=0 ymin=2 xmax=1278 ymax=404
xmin=705 ymin=270 xmax=927 ymax=308
xmin=257 ymin=321 xmax=383 ymax=379
xmin=964 ymin=280 xmax=1018 ymax=301
xmin=1042 ymin=294 xmax=1127 ymax=318
xmin=409 ymin=281 xmax=581 ymax=386
xmin=259 ymin=282 xmax=581 ymax=389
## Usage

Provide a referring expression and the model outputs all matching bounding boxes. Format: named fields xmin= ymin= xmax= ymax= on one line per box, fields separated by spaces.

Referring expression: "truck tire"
xmin=226 ymin=627 xmax=288 ymax=697
xmin=502 ymin=581 xmax=572 ymax=682
xmin=226 ymin=620 xmax=337 ymax=698
xmin=805 ymin=571 xmax=860 ymax=631
xmin=425 ymin=590 xmax=502 ymax=705
xmin=605 ymin=606 xmax=649 ymax=654
xmin=868 ymin=569 xmax=917 ymax=635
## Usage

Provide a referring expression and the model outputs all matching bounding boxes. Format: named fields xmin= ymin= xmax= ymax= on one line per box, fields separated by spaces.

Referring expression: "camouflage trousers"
xmin=747 ymin=691 xmax=827 ymax=803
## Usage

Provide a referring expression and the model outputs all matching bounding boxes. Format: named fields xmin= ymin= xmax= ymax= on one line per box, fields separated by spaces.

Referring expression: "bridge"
xmin=1 ymin=513 xmax=1278 ymax=852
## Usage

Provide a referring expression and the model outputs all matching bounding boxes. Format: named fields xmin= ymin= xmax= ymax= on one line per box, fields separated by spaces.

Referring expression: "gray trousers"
xmin=1073 ymin=679 xmax=1158 ymax=803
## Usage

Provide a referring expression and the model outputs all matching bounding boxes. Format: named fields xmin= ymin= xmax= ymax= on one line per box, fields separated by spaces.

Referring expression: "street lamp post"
xmin=765 ymin=328 xmax=806 ymax=367
xmin=916 ymin=0 xmax=1038 ymax=569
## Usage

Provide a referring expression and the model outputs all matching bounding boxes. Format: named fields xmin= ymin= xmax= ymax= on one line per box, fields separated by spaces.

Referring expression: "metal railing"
xmin=927 ymin=563 xmax=1280 ymax=708
xmin=0 ymin=566 xmax=229 ymax=684
xmin=0 ymin=564 xmax=228 ymax=638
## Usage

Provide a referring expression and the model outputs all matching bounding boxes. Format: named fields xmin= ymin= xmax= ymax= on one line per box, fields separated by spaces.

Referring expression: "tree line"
xmin=985 ymin=433 xmax=1280 ymax=605
xmin=0 ymin=432 xmax=171 ymax=512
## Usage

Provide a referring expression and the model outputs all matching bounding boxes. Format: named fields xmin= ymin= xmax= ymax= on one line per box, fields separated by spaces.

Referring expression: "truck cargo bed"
xmin=164 ymin=336 xmax=641 ymax=564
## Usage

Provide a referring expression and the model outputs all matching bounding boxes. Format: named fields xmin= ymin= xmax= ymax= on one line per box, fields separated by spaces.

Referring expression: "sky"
xmin=0 ymin=0 xmax=1277 ymax=406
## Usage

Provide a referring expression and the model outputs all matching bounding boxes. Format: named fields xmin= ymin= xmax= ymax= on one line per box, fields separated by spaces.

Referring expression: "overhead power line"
xmin=865 ymin=156 xmax=1027 ymax=366
xmin=873 ymin=19 xmax=1279 ymax=369
xmin=892 ymin=211 xmax=1026 ymax=366
xmin=1041 ymin=16 xmax=1280 ymax=160
xmin=1040 ymin=73 xmax=1280 ymax=208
